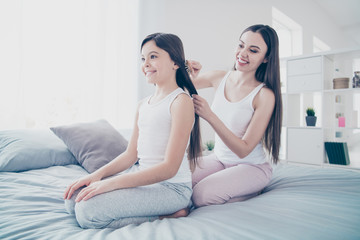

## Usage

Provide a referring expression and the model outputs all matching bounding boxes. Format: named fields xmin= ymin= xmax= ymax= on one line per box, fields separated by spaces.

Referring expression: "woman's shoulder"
xmin=204 ymin=70 xmax=229 ymax=88
xmin=208 ymin=70 xmax=228 ymax=81
xmin=255 ymin=85 xmax=275 ymax=107
xmin=210 ymin=70 xmax=228 ymax=77
xmin=259 ymin=84 xmax=274 ymax=96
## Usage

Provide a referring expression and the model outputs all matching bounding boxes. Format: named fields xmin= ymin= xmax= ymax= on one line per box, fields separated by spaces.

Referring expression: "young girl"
xmin=188 ymin=24 xmax=282 ymax=207
xmin=63 ymin=33 xmax=202 ymax=228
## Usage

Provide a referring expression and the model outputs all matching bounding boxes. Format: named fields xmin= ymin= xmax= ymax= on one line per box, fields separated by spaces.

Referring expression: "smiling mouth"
xmin=145 ymin=70 xmax=156 ymax=77
xmin=237 ymin=58 xmax=248 ymax=64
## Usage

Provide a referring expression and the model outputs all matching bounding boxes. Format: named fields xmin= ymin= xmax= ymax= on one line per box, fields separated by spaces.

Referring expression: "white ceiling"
xmin=314 ymin=0 xmax=360 ymax=45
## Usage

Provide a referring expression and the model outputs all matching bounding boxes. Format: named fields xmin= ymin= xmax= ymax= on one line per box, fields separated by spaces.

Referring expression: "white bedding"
xmin=1 ymin=163 xmax=360 ymax=240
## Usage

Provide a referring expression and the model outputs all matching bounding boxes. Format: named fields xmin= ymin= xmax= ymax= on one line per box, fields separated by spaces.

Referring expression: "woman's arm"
xmin=75 ymin=94 xmax=195 ymax=202
xmin=193 ymin=88 xmax=275 ymax=158
xmin=187 ymin=60 xmax=226 ymax=89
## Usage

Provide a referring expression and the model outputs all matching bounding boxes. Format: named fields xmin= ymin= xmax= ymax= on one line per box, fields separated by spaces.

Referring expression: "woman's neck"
xmin=231 ymin=70 xmax=258 ymax=86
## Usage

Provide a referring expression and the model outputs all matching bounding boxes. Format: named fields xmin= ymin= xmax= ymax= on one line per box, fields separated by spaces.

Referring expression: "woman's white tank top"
xmin=212 ymin=72 xmax=267 ymax=164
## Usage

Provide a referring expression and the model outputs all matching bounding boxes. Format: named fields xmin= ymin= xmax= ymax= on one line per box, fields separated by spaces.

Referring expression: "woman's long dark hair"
xmin=141 ymin=33 xmax=202 ymax=170
xmin=238 ymin=25 xmax=282 ymax=164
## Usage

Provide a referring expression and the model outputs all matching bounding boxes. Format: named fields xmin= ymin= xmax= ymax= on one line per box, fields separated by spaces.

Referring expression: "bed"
xmin=1 ymin=120 xmax=360 ymax=240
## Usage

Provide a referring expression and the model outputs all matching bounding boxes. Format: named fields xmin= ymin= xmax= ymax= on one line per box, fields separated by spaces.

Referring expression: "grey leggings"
xmin=65 ymin=171 xmax=192 ymax=229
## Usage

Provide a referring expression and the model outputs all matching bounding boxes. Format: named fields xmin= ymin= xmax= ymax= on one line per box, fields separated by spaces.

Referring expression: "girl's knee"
xmin=64 ymin=199 xmax=75 ymax=214
xmin=75 ymin=201 xmax=107 ymax=229
xmin=74 ymin=202 xmax=92 ymax=228
xmin=64 ymin=188 xmax=82 ymax=215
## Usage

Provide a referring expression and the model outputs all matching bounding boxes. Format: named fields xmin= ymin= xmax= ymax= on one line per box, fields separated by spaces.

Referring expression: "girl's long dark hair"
xmin=141 ymin=33 xmax=202 ymax=170
xmin=238 ymin=25 xmax=282 ymax=164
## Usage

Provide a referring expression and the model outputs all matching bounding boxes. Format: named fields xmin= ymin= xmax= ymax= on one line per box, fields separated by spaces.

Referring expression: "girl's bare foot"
xmin=159 ymin=208 xmax=189 ymax=220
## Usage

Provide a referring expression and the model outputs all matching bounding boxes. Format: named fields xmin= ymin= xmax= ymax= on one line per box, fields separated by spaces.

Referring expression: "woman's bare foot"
xmin=159 ymin=208 xmax=189 ymax=220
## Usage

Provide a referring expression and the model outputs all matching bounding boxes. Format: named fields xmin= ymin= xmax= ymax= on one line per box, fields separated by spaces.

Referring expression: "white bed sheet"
xmin=1 ymin=164 xmax=360 ymax=240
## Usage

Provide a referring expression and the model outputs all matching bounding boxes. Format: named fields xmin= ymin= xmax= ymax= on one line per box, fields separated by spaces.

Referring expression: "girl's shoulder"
xmin=173 ymin=91 xmax=193 ymax=105
xmin=171 ymin=92 xmax=193 ymax=113
xmin=136 ymin=97 xmax=148 ymax=110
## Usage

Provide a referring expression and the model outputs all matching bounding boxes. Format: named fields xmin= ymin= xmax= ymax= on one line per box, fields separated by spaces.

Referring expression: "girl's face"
xmin=141 ymin=40 xmax=178 ymax=85
xmin=234 ymin=31 xmax=268 ymax=73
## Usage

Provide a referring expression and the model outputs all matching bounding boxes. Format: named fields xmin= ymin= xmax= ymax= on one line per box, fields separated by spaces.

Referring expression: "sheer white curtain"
xmin=0 ymin=0 xmax=138 ymax=130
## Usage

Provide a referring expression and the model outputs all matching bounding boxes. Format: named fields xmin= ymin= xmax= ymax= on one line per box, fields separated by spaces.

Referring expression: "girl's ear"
xmin=263 ymin=57 xmax=268 ymax=63
xmin=173 ymin=63 xmax=179 ymax=70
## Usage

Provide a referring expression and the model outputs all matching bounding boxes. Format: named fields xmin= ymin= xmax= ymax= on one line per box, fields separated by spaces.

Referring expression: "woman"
xmin=189 ymin=24 xmax=282 ymax=207
xmin=63 ymin=33 xmax=202 ymax=228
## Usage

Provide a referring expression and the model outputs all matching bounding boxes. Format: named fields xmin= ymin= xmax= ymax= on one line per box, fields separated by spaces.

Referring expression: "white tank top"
xmin=137 ymin=88 xmax=191 ymax=183
xmin=212 ymin=72 xmax=267 ymax=164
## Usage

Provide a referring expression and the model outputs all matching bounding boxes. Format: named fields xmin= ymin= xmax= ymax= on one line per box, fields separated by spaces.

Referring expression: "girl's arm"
xmin=193 ymin=87 xmax=275 ymax=158
xmin=75 ymin=94 xmax=195 ymax=202
xmin=92 ymin=101 xmax=142 ymax=178
xmin=64 ymin=102 xmax=141 ymax=200
xmin=187 ymin=60 xmax=226 ymax=90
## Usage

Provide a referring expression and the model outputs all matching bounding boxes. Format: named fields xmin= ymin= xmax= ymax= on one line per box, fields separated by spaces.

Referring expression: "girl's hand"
xmin=75 ymin=178 xmax=115 ymax=202
xmin=187 ymin=60 xmax=202 ymax=79
xmin=63 ymin=173 xmax=102 ymax=200
xmin=192 ymin=94 xmax=214 ymax=121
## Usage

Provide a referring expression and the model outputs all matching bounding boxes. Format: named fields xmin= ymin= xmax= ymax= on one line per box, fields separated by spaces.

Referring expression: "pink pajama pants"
xmin=192 ymin=153 xmax=272 ymax=207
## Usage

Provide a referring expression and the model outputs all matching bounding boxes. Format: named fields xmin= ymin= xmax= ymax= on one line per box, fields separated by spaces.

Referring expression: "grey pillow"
xmin=50 ymin=119 xmax=128 ymax=173
xmin=0 ymin=129 xmax=77 ymax=172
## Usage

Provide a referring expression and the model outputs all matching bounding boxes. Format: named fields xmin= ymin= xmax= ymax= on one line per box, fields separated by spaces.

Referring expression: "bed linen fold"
xmin=1 ymin=164 xmax=360 ymax=240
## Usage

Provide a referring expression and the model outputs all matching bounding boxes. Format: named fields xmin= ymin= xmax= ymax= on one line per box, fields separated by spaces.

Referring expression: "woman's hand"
xmin=187 ymin=61 xmax=225 ymax=89
xmin=192 ymin=94 xmax=214 ymax=122
xmin=187 ymin=60 xmax=202 ymax=79
xmin=74 ymin=178 xmax=115 ymax=202
xmin=63 ymin=173 xmax=102 ymax=200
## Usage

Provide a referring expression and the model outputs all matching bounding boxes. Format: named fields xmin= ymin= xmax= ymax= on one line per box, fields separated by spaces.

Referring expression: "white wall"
xmin=136 ymin=0 xmax=359 ymax=141
xmin=271 ymin=0 xmax=358 ymax=53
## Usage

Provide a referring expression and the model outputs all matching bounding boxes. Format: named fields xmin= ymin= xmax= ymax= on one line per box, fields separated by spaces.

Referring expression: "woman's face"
xmin=141 ymin=40 xmax=178 ymax=85
xmin=234 ymin=31 xmax=268 ymax=73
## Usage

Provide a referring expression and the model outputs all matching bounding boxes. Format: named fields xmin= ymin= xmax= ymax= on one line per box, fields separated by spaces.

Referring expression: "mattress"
xmin=1 ymin=163 xmax=360 ymax=240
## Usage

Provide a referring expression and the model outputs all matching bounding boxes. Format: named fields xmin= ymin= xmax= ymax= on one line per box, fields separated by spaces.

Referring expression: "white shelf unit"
xmin=281 ymin=48 xmax=360 ymax=169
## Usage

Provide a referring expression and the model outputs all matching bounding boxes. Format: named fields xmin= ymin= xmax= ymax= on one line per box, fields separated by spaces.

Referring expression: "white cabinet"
xmin=282 ymin=48 xmax=360 ymax=169
xmin=287 ymin=56 xmax=323 ymax=92
xmin=287 ymin=56 xmax=322 ymax=76
xmin=287 ymin=74 xmax=322 ymax=92
xmin=287 ymin=128 xmax=323 ymax=165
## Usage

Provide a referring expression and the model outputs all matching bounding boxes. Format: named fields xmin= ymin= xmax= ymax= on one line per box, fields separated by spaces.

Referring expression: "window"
xmin=272 ymin=7 xmax=303 ymax=58
xmin=0 ymin=0 xmax=138 ymax=130
xmin=273 ymin=7 xmax=304 ymax=161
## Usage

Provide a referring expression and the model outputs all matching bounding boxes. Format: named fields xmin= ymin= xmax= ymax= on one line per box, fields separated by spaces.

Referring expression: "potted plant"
xmin=305 ymin=107 xmax=317 ymax=126
xmin=203 ymin=140 xmax=215 ymax=155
